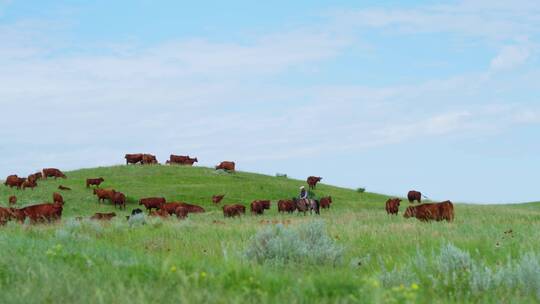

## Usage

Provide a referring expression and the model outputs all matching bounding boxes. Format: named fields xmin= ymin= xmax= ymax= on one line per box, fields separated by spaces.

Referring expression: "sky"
xmin=0 ymin=0 xmax=539 ymax=203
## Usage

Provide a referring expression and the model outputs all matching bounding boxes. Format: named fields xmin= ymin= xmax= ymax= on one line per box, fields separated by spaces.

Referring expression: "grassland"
xmin=1 ymin=165 xmax=540 ymax=303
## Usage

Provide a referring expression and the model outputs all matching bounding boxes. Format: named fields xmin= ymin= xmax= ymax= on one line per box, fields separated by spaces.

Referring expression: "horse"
xmin=293 ymin=198 xmax=320 ymax=215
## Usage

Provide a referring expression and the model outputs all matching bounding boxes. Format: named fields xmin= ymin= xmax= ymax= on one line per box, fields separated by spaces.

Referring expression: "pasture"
xmin=1 ymin=165 xmax=539 ymax=303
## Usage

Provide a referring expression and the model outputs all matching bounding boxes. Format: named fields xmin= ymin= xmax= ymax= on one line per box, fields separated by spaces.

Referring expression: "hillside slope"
xmin=1 ymin=165 xmax=387 ymax=216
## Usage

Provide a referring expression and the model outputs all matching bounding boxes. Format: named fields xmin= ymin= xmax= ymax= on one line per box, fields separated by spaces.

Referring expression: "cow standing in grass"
xmin=42 ymin=168 xmax=66 ymax=179
xmin=86 ymin=178 xmax=104 ymax=188
xmin=307 ymin=176 xmax=322 ymax=189
xmin=404 ymin=201 xmax=454 ymax=222
xmin=139 ymin=197 xmax=166 ymax=213
xmin=320 ymin=196 xmax=332 ymax=209
xmin=385 ymin=198 xmax=401 ymax=215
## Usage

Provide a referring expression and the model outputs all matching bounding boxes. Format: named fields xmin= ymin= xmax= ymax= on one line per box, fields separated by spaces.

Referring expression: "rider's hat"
xmin=299 ymin=186 xmax=305 ymax=189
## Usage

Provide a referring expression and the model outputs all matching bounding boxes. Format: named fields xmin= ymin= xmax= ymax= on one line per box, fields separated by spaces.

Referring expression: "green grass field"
xmin=1 ymin=165 xmax=540 ymax=303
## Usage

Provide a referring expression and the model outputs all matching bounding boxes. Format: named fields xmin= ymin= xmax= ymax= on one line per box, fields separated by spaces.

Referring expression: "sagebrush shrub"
xmin=244 ymin=221 xmax=343 ymax=266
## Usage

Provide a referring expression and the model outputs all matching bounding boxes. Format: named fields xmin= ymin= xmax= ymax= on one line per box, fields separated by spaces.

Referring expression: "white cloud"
xmin=491 ymin=45 xmax=531 ymax=70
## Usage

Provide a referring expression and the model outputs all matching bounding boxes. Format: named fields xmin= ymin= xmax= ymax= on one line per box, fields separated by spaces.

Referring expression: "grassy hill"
xmin=1 ymin=165 xmax=540 ymax=303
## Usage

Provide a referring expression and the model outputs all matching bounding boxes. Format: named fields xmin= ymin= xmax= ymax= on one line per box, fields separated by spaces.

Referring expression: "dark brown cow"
xmin=250 ymin=200 xmax=265 ymax=215
xmin=141 ymin=154 xmax=158 ymax=165
xmin=278 ymin=199 xmax=295 ymax=213
xmin=90 ymin=212 xmax=116 ymax=220
xmin=407 ymin=190 xmax=423 ymax=203
xmin=28 ymin=172 xmax=43 ymax=182
xmin=4 ymin=175 xmax=25 ymax=189
xmin=93 ymin=188 xmax=116 ymax=203
xmin=150 ymin=209 xmax=170 ymax=218
xmin=404 ymin=201 xmax=454 ymax=222
xmin=58 ymin=185 xmax=71 ymax=191
xmin=212 ymin=194 xmax=225 ymax=204
xmin=320 ymin=196 xmax=332 ymax=209
xmin=125 ymin=153 xmax=143 ymax=165
xmin=53 ymin=192 xmax=64 ymax=205
xmin=8 ymin=195 xmax=17 ymax=206
xmin=22 ymin=179 xmax=37 ymax=190
xmin=175 ymin=206 xmax=189 ymax=219
xmin=169 ymin=155 xmax=198 ymax=166
xmin=385 ymin=198 xmax=401 ymax=215
xmin=215 ymin=161 xmax=235 ymax=171
xmin=20 ymin=202 xmax=63 ymax=223
xmin=139 ymin=197 xmax=166 ymax=213
xmin=307 ymin=176 xmax=322 ymax=189
xmin=223 ymin=204 xmax=245 ymax=217
xmin=159 ymin=202 xmax=182 ymax=215
xmin=86 ymin=178 xmax=104 ymax=188
xmin=112 ymin=192 xmax=126 ymax=209
xmin=42 ymin=168 xmax=66 ymax=179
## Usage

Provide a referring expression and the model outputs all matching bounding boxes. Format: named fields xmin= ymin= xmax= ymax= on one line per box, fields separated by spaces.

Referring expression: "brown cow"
xmin=169 ymin=155 xmax=197 ymax=166
xmin=28 ymin=172 xmax=43 ymax=182
xmin=407 ymin=190 xmax=423 ymax=203
xmin=159 ymin=202 xmax=183 ymax=215
xmin=250 ymin=200 xmax=265 ymax=215
xmin=0 ymin=206 xmax=18 ymax=225
xmin=4 ymin=175 xmax=25 ymax=189
xmin=93 ymin=188 xmax=116 ymax=204
xmin=307 ymin=176 xmax=322 ymax=189
xmin=320 ymin=196 xmax=332 ymax=209
xmin=150 ymin=209 xmax=170 ymax=218
xmin=125 ymin=153 xmax=143 ymax=165
xmin=20 ymin=202 xmax=63 ymax=223
xmin=112 ymin=192 xmax=126 ymax=209
xmin=42 ymin=168 xmax=66 ymax=179
xmin=212 ymin=194 xmax=225 ymax=204
xmin=223 ymin=204 xmax=245 ymax=217
xmin=175 ymin=206 xmax=189 ymax=219
xmin=175 ymin=202 xmax=205 ymax=213
xmin=139 ymin=197 xmax=166 ymax=213
xmin=183 ymin=157 xmax=198 ymax=166
xmin=215 ymin=161 xmax=235 ymax=172
xmin=8 ymin=195 xmax=17 ymax=206
xmin=278 ymin=199 xmax=295 ymax=213
xmin=22 ymin=179 xmax=37 ymax=190
xmin=86 ymin=178 xmax=104 ymax=188
xmin=53 ymin=192 xmax=64 ymax=205
xmin=141 ymin=154 xmax=158 ymax=165
xmin=404 ymin=201 xmax=454 ymax=222
xmin=8 ymin=208 xmax=26 ymax=222
xmin=385 ymin=198 xmax=401 ymax=215
xmin=58 ymin=185 xmax=71 ymax=191
xmin=90 ymin=212 xmax=116 ymax=220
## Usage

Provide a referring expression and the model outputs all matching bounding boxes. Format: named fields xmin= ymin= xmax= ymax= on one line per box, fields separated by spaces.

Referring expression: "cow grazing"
xmin=139 ymin=197 xmax=166 ymax=213
xmin=320 ymin=196 xmax=333 ymax=209
xmin=223 ymin=204 xmax=245 ymax=217
xmin=307 ymin=176 xmax=322 ymax=189
xmin=22 ymin=179 xmax=37 ymax=190
xmin=212 ymin=194 xmax=225 ymax=204
xmin=385 ymin=198 xmax=401 ymax=215
xmin=250 ymin=200 xmax=265 ymax=215
xmin=28 ymin=172 xmax=43 ymax=182
xmin=86 ymin=178 xmax=104 ymax=188
xmin=407 ymin=190 xmax=423 ymax=203
xmin=0 ymin=206 xmax=20 ymax=225
xmin=8 ymin=196 xmax=17 ymax=206
xmin=58 ymin=185 xmax=71 ymax=191
xmin=159 ymin=202 xmax=183 ymax=215
xmin=42 ymin=168 xmax=66 ymax=179
xmin=112 ymin=192 xmax=126 ymax=209
xmin=215 ymin=161 xmax=235 ymax=172
xmin=53 ymin=192 xmax=64 ymax=205
xmin=93 ymin=188 xmax=116 ymax=204
xmin=125 ymin=153 xmax=143 ymax=165
xmin=169 ymin=155 xmax=198 ymax=166
xmin=175 ymin=202 xmax=205 ymax=213
xmin=90 ymin=212 xmax=116 ymax=220
xmin=404 ymin=201 xmax=454 ymax=222
xmin=141 ymin=154 xmax=158 ymax=165
xmin=175 ymin=206 xmax=189 ymax=219
xmin=278 ymin=199 xmax=295 ymax=213
xmin=4 ymin=175 xmax=25 ymax=189
xmin=20 ymin=202 xmax=63 ymax=223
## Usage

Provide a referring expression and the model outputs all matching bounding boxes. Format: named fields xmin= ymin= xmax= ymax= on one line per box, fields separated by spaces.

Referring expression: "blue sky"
xmin=1 ymin=0 xmax=539 ymax=203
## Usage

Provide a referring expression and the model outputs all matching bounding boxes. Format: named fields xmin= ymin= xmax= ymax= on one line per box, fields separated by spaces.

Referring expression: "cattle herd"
xmin=0 ymin=153 xmax=454 ymax=225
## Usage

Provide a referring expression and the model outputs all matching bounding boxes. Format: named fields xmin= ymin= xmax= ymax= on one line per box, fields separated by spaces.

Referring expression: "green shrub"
xmin=244 ymin=221 xmax=343 ymax=266
xmin=356 ymin=188 xmax=366 ymax=193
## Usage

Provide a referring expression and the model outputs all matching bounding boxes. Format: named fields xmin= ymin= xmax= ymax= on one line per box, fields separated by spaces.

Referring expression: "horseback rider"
xmin=299 ymin=186 xmax=308 ymax=200
xmin=298 ymin=186 xmax=320 ymax=215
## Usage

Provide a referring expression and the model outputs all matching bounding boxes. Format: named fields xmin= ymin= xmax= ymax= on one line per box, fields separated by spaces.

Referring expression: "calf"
xmin=93 ymin=188 xmax=116 ymax=204
xmin=112 ymin=192 xmax=126 ymax=209
xmin=212 ymin=194 xmax=225 ymax=204
xmin=307 ymin=176 xmax=322 ymax=189
xmin=42 ymin=168 xmax=66 ymax=179
xmin=223 ymin=204 xmax=245 ymax=217
xmin=8 ymin=195 xmax=17 ymax=206
xmin=139 ymin=197 xmax=166 ymax=213
xmin=385 ymin=198 xmax=401 ymax=215
xmin=215 ymin=161 xmax=235 ymax=171
xmin=278 ymin=199 xmax=295 ymax=213
xmin=90 ymin=212 xmax=116 ymax=220
xmin=86 ymin=178 xmax=104 ymax=188
xmin=53 ymin=192 xmax=64 ymax=205
xmin=320 ymin=196 xmax=332 ymax=209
